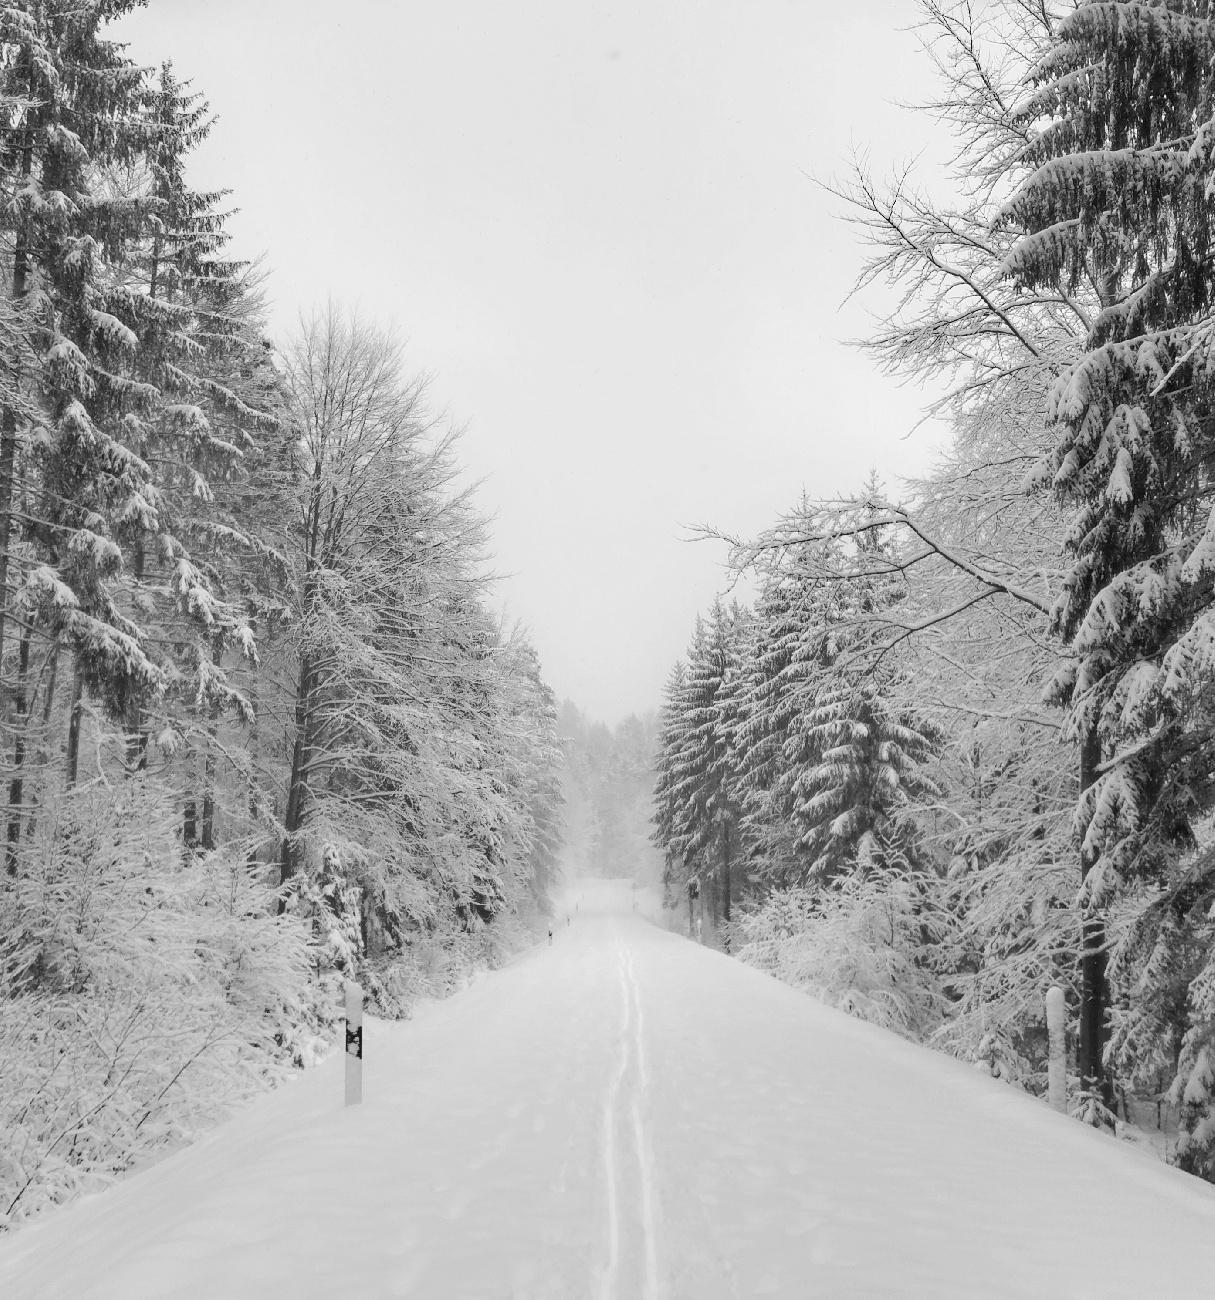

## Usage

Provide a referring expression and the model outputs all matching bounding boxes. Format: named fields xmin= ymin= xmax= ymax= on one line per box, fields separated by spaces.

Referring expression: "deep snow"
xmin=2 ymin=879 xmax=1215 ymax=1298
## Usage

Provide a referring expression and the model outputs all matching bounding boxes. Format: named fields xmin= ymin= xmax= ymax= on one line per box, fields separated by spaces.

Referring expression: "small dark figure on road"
xmin=548 ymin=928 xmax=553 ymax=946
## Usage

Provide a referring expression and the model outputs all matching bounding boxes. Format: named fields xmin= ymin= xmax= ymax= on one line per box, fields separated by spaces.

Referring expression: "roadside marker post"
xmin=345 ymin=980 xmax=363 ymax=1106
xmin=1045 ymin=985 xmax=1066 ymax=1113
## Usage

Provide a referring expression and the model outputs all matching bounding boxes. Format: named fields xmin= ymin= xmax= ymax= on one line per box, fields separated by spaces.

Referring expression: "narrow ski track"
xmin=599 ymin=939 xmax=660 ymax=1300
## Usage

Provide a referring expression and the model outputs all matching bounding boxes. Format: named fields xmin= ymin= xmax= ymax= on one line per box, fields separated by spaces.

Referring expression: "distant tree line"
xmin=654 ymin=0 xmax=1215 ymax=1181
xmin=0 ymin=2 xmax=562 ymax=1225
xmin=558 ymin=700 xmax=662 ymax=886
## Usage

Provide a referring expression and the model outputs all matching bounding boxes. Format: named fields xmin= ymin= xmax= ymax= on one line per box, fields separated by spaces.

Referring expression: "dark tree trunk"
xmin=23 ymin=640 xmax=58 ymax=847
xmin=0 ymin=412 xmax=16 ymax=700
xmin=124 ymin=707 xmax=148 ymax=773
xmin=246 ymin=657 xmax=261 ymax=866
xmin=65 ymin=660 xmax=84 ymax=789
xmin=200 ymin=759 xmax=216 ymax=849
xmin=200 ymin=638 xmax=222 ymax=851
xmin=1078 ymin=727 xmax=1113 ymax=1114
xmin=0 ymin=88 xmax=33 ymax=705
xmin=280 ymin=652 xmax=316 ymax=891
xmin=5 ymin=628 xmax=30 ymax=874
xmin=183 ymin=784 xmax=198 ymax=851
xmin=722 ymin=818 xmax=732 ymax=924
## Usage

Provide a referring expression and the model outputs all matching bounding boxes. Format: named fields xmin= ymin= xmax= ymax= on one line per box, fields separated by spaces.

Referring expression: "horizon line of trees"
xmin=655 ymin=0 xmax=1215 ymax=1184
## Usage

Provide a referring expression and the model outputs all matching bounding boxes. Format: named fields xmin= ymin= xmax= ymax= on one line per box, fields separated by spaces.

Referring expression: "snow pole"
xmin=345 ymin=980 xmax=363 ymax=1106
xmin=1045 ymin=985 xmax=1066 ymax=1113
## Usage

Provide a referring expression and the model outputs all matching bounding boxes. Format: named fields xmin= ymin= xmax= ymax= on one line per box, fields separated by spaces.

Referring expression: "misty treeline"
xmin=655 ymin=0 xmax=1215 ymax=1179
xmin=557 ymin=702 xmax=662 ymax=885
xmin=0 ymin=3 xmax=562 ymax=1224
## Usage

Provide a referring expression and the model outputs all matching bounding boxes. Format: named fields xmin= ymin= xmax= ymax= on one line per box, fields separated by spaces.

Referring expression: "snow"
xmin=3 ymin=879 xmax=1215 ymax=1299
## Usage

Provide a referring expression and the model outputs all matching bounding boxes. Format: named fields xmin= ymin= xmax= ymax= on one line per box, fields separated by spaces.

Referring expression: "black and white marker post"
xmin=345 ymin=980 xmax=363 ymax=1106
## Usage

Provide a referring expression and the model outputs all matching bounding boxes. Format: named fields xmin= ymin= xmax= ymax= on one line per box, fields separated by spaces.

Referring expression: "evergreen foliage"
xmin=1001 ymin=0 xmax=1215 ymax=1153
xmin=0 ymin=5 xmax=565 ymax=1226
xmin=654 ymin=0 xmax=1215 ymax=1183
xmin=652 ymin=599 xmax=749 ymax=925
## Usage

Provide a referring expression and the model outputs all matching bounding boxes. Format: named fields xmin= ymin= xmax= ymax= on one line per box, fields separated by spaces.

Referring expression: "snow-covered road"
xmin=3 ymin=879 xmax=1215 ymax=1298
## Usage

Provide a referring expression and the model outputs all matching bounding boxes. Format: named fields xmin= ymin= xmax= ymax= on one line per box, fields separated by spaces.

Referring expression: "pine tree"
xmin=2 ymin=3 xmax=164 ymax=878
xmin=737 ymin=512 xmax=944 ymax=885
xmin=1002 ymin=0 xmax=1215 ymax=1121
xmin=1 ymin=1 xmax=166 ymax=709
xmin=652 ymin=600 xmax=749 ymax=928
xmin=120 ymin=63 xmax=279 ymax=842
xmin=652 ymin=659 xmax=691 ymax=896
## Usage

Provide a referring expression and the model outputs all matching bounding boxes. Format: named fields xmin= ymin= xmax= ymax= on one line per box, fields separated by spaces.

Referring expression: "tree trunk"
xmin=23 ymin=640 xmax=58 ymax=847
xmin=199 ymin=637 xmax=223 ymax=851
xmin=5 ymin=628 xmax=30 ymax=874
xmin=200 ymin=755 xmax=216 ymax=850
xmin=65 ymin=659 xmax=84 ymax=789
xmin=0 ymin=411 xmax=17 ymax=701
xmin=722 ymin=817 xmax=732 ymax=924
xmin=1078 ymin=728 xmax=1113 ymax=1113
xmin=280 ymin=652 xmax=315 ymax=890
xmin=124 ymin=701 xmax=148 ymax=772
xmin=124 ymin=541 xmax=148 ymax=773
xmin=246 ymin=655 xmax=261 ymax=866
xmin=183 ymin=779 xmax=198 ymax=851
xmin=281 ymin=552 xmax=321 ymax=894
xmin=0 ymin=92 xmax=33 ymax=707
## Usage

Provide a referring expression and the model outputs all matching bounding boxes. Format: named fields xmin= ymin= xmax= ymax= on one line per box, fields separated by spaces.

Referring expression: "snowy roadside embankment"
xmin=0 ymin=777 xmax=547 ymax=1235
xmin=2 ymin=879 xmax=1214 ymax=1298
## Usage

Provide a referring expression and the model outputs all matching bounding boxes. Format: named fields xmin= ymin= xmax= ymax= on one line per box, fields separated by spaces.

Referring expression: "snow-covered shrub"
xmin=735 ymin=865 xmax=951 ymax=1039
xmin=1116 ymin=875 xmax=1215 ymax=1176
xmin=0 ymin=780 xmax=330 ymax=1229
xmin=364 ymin=906 xmax=540 ymax=1018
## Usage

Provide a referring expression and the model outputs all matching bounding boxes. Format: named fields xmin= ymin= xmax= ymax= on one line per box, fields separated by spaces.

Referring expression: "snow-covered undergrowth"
xmin=364 ymin=908 xmax=545 ymax=1015
xmin=0 ymin=780 xmax=332 ymax=1230
xmin=734 ymin=867 xmax=951 ymax=1041
xmin=0 ymin=778 xmax=551 ymax=1231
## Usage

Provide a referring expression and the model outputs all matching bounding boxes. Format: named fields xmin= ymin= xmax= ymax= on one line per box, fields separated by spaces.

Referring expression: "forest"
xmin=652 ymin=0 xmax=1215 ymax=1181
xmin=0 ymin=5 xmax=564 ymax=1225
xmin=557 ymin=701 xmax=663 ymax=889
xmin=8 ymin=0 xmax=1215 ymax=1249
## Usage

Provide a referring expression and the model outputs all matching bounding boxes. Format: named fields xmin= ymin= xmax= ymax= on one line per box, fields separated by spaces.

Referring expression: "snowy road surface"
xmin=3 ymin=881 xmax=1215 ymax=1298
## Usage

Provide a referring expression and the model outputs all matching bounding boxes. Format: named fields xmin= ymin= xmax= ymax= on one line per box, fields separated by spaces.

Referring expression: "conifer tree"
xmin=652 ymin=659 xmax=692 ymax=895
xmin=736 ymin=511 xmax=944 ymax=885
xmin=1002 ymin=0 xmax=1215 ymax=1120
xmin=652 ymin=600 xmax=749 ymax=926
xmin=1 ymin=1 xmax=164 ymax=711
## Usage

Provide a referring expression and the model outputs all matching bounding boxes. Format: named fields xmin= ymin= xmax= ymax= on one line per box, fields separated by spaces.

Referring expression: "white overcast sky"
xmin=112 ymin=1 xmax=951 ymax=727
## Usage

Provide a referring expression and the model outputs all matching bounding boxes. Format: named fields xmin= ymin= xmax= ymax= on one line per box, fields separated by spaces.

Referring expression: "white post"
xmin=345 ymin=980 xmax=363 ymax=1106
xmin=1045 ymin=985 xmax=1066 ymax=1113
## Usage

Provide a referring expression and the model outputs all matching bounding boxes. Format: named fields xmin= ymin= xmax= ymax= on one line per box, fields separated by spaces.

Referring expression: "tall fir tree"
xmin=652 ymin=599 xmax=749 ymax=927
xmin=1003 ymin=0 xmax=1215 ymax=1126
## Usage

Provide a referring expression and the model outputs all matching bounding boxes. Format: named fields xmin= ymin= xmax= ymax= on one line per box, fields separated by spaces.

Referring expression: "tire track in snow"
xmin=599 ymin=937 xmax=632 ymax=1300
xmin=625 ymin=948 xmax=660 ymax=1300
xmin=599 ymin=933 xmax=661 ymax=1300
